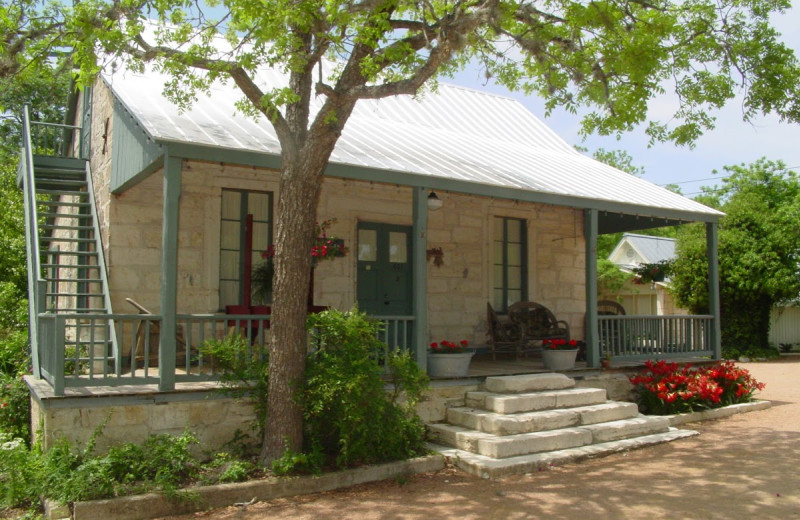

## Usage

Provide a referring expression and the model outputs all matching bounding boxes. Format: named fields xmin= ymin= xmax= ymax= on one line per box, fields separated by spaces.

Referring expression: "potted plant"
xmin=427 ymin=340 xmax=473 ymax=377
xmin=601 ymin=353 xmax=612 ymax=369
xmin=541 ymin=338 xmax=579 ymax=371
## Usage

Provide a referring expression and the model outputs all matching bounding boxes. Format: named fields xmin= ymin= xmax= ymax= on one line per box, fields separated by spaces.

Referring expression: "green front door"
xmin=357 ymin=222 xmax=413 ymax=316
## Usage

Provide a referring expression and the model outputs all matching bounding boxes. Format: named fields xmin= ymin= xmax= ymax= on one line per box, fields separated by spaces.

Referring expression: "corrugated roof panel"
xmin=104 ymin=65 xmax=721 ymax=218
xmin=624 ymin=234 xmax=677 ymax=264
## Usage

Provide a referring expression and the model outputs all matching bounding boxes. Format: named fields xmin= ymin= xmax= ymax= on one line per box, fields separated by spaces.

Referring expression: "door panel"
xmin=357 ymin=223 xmax=412 ymax=316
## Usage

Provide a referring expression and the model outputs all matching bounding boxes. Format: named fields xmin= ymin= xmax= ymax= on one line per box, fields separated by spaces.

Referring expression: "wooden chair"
xmin=597 ymin=300 xmax=626 ymax=316
xmin=508 ymin=301 xmax=570 ymax=355
xmin=126 ymin=298 xmax=188 ymax=367
xmin=486 ymin=303 xmax=523 ymax=360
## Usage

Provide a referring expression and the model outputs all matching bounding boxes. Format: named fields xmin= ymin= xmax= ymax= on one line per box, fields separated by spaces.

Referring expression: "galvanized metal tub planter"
xmin=427 ymin=352 xmax=474 ymax=377
xmin=541 ymin=349 xmax=578 ymax=371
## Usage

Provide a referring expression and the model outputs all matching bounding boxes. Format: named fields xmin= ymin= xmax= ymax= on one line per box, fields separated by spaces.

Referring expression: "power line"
xmin=658 ymin=164 xmax=800 ymax=188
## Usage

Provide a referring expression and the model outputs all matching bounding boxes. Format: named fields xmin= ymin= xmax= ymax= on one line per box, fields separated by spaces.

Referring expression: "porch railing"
xmin=36 ymin=311 xmax=415 ymax=395
xmin=597 ymin=315 xmax=714 ymax=361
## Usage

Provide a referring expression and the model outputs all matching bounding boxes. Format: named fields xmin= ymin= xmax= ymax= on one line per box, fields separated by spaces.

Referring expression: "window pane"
xmin=507 ymin=289 xmax=522 ymax=306
xmin=220 ymin=221 xmax=240 ymax=250
xmin=507 ymin=266 xmax=522 ymax=289
xmin=221 ymin=191 xmax=240 ymax=220
xmin=220 ymin=250 xmax=240 ymax=279
xmin=493 ymin=265 xmax=503 ymax=287
xmin=389 ymin=232 xmax=407 ymax=263
xmin=507 ymin=244 xmax=522 ymax=266
xmin=252 ymin=222 xmax=270 ymax=251
xmin=249 ymin=193 xmax=270 ymax=221
xmin=506 ymin=219 xmax=521 ymax=242
xmin=493 ymin=289 xmax=504 ymax=310
xmin=358 ymin=229 xmax=377 ymax=261
xmin=219 ymin=281 xmax=239 ymax=308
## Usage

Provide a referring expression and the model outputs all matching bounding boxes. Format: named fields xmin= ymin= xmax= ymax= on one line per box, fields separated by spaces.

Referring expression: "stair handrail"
xmin=21 ymin=104 xmax=44 ymax=377
xmin=82 ymin=160 xmax=119 ymax=374
xmin=28 ymin=120 xmax=83 ymax=158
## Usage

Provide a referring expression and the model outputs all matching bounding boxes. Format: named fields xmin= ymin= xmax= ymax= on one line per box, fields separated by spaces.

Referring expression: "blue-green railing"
xmin=36 ymin=312 xmax=415 ymax=395
xmin=597 ymin=314 xmax=714 ymax=360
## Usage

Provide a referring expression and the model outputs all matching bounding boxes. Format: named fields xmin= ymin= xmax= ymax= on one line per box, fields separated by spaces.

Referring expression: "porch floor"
xmin=455 ymin=353 xmax=717 ymax=380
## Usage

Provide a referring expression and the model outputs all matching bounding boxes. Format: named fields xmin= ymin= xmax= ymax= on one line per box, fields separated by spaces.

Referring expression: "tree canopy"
xmin=671 ymin=158 xmax=800 ymax=355
xmin=3 ymin=0 xmax=800 ymax=464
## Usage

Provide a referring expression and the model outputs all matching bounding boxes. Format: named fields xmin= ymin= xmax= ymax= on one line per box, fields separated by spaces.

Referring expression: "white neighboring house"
xmin=607 ymin=233 xmax=800 ymax=348
xmin=605 ymin=233 xmax=686 ymax=316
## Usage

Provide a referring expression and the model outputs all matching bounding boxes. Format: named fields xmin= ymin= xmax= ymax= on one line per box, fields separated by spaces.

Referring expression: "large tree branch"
xmin=127 ymin=34 xmax=294 ymax=145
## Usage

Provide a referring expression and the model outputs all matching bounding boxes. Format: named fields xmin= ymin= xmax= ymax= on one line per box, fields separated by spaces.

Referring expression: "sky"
xmin=445 ymin=6 xmax=800 ymax=197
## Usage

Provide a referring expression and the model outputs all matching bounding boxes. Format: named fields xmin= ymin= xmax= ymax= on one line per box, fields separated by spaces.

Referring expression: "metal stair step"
xmin=35 ymin=179 xmax=87 ymax=189
xmin=39 ymin=212 xmax=92 ymax=219
xmin=40 ymin=251 xmax=98 ymax=257
xmin=40 ymin=224 xmax=94 ymax=231
xmin=38 ymin=200 xmax=90 ymax=208
xmin=47 ymin=308 xmax=107 ymax=313
xmin=41 ymin=237 xmax=95 ymax=244
xmin=46 ymin=292 xmax=105 ymax=298
xmin=36 ymin=189 xmax=88 ymax=197
xmin=466 ymin=387 xmax=607 ymax=414
xmin=446 ymin=401 xmax=640 ymax=435
xmin=43 ymin=277 xmax=102 ymax=284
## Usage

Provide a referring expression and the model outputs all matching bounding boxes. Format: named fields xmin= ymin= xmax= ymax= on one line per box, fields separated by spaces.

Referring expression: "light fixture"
xmin=427 ymin=191 xmax=443 ymax=211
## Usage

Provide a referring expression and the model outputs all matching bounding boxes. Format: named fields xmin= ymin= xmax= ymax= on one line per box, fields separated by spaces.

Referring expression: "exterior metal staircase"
xmin=20 ymin=107 xmax=117 ymax=384
xmin=34 ymin=156 xmax=108 ymax=314
xmin=427 ymin=373 xmax=698 ymax=478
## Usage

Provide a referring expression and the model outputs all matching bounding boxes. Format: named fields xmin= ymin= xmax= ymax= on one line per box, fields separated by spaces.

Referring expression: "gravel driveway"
xmin=158 ymin=359 xmax=800 ymax=520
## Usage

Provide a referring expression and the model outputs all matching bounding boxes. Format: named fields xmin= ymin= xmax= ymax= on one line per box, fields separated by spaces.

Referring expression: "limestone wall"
xmin=98 ymin=156 xmax=586 ymax=344
xmin=29 ymin=382 xmax=257 ymax=455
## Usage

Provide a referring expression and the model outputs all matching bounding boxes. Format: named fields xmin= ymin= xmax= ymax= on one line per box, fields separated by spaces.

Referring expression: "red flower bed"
xmin=629 ymin=360 xmax=765 ymax=415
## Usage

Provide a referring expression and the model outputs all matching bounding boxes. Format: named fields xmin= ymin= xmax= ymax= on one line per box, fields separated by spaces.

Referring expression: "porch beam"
xmin=412 ymin=187 xmax=429 ymax=370
xmin=159 ymin=153 xmax=182 ymax=391
xmin=706 ymin=222 xmax=722 ymax=359
xmin=584 ymin=208 xmax=599 ymax=368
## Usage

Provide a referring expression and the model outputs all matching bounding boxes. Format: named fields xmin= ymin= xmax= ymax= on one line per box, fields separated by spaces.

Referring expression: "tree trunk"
xmin=259 ymin=116 xmax=354 ymax=465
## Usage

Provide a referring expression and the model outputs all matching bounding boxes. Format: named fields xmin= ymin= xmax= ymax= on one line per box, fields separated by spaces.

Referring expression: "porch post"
xmin=412 ymin=187 xmax=429 ymax=370
xmin=584 ymin=209 xmax=599 ymax=368
xmin=706 ymin=222 xmax=722 ymax=360
xmin=159 ymin=153 xmax=182 ymax=391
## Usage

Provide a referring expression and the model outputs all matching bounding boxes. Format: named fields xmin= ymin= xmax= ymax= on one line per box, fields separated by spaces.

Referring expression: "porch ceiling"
xmin=105 ymin=64 xmax=722 ymax=225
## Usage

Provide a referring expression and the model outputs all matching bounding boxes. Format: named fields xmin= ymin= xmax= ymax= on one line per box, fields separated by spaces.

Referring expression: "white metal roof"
xmin=609 ymin=233 xmax=677 ymax=266
xmin=103 ymin=65 xmax=722 ymax=219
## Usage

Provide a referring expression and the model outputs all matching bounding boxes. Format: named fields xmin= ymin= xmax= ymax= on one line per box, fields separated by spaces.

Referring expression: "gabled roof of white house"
xmin=103 ymin=65 xmax=723 ymax=222
xmin=609 ymin=233 xmax=677 ymax=267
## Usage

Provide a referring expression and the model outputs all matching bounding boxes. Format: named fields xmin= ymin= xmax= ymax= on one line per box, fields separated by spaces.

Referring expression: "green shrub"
xmin=201 ymin=333 xmax=268 ymax=446
xmin=0 ymin=433 xmax=43 ymax=509
xmin=0 ymin=372 xmax=31 ymax=442
xmin=300 ymin=309 xmax=428 ymax=471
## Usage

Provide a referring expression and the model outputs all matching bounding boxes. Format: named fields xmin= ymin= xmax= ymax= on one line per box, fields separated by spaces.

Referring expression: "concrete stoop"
xmin=426 ymin=373 xmax=699 ymax=478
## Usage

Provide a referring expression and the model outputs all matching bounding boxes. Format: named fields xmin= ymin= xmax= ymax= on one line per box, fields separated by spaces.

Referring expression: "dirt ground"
xmin=158 ymin=360 xmax=800 ymax=520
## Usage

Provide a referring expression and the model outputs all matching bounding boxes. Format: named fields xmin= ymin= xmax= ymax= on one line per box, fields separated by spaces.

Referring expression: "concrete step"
xmin=428 ymin=428 xmax=700 ymax=478
xmin=466 ymin=387 xmax=607 ymax=413
xmin=430 ymin=414 xmax=669 ymax=459
xmin=483 ymin=373 xmax=575 ymax=394
xmin=445 ymin=401 xmax=640 ymax=436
